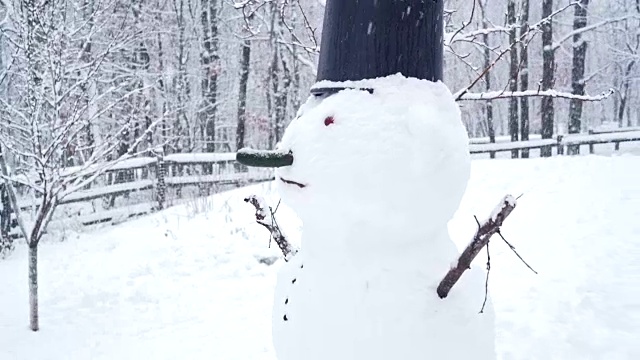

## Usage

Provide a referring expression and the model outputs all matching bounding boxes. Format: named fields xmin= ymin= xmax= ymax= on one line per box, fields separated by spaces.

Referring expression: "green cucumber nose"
xmin=236 ymin=148 xmax=294 ymax=168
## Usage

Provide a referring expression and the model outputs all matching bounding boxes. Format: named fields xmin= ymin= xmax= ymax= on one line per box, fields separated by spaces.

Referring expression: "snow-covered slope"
xmin=1 ymin=155 xmax=639 ymax=360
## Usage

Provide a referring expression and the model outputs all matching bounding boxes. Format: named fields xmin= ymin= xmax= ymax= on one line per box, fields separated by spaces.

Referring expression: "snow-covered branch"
xmin=244 ymin=195 xmax=298 ymax=261
xmin=437 ymin=195 xmax=517 ymax=299
xmin=456 ymin=88 xmax=615 ymax=101
xmin=551 ymin=15 xmax=640 ymax=51
xmin=447 ymin=1 xmax=580 ymax=47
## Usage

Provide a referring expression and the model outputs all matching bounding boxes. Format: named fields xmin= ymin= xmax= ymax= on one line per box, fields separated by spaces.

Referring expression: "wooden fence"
xmin=469 ymin=130 xmax=640 ymax=156
xmin=9 ymin=153 xmax=274 ymax=236
xmin=4 ymin=128 xmax=639 ymax=239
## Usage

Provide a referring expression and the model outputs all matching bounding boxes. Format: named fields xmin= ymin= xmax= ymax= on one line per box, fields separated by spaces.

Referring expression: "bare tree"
xmin=0 ymin=0 xmax=164 ymax=331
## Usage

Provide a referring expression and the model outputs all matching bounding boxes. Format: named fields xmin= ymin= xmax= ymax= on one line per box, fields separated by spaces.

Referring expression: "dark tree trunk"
xmin=507 ymin=0 xmax=519 ymax=159
xmin=267 ymin=2 xmax=284 ymax=148
xmin=479 ymin=0 xmax=496 ymax=159
xmin=201 ymin=0 xmax=220 ymax=153
xmin=0 ymin=184 xmax=13 ymax=257
xmin=519 ymin=0 xmax=531 ymax=158
xmin=290 ymin=29 xmax=301 ymax=114
xmin=79 ymin=0 xmax=96 ymax=163
xmin=236 ymin=40 xmax=251 ymax=151
xmin=568 ymin=0 xmax=589 ymax=155
xmin=618 ymin=60 xmax=636 ymax=127
xmin=540 ymin=0 xmax=555 ymax=157
xmin=276 ymin=56 xmax=291 ymax=144
xmin=174 ymin=0 xmax=189 ymax=154
xmin=155 ymin=1 xmax=168 ymax=154
xmin=131 ymin=0 xmax=150 ymax=155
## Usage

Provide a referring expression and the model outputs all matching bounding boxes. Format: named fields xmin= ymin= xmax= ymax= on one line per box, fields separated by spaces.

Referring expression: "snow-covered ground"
xmin=1 ymin=155 xmax=639 ymax=360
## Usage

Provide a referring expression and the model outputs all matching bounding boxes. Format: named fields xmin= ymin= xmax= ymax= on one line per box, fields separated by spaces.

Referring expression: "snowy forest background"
xmin=0 ymin=0 xmax=638 ymax=167
xmin=1 ymin=0 xmax=640 ymax=342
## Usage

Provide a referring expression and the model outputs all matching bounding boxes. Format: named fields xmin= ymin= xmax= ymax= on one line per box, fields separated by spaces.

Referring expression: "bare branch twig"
xmin=457 ymin=88 xmax=615 ymax=101
xmin=437 ymin=195 xmax=517 ymax=299
xmin=496 ymin=230 xmax=537 ymax=274
xmin=480 ymin=241 xmax=490 ymax=313
xmin=245 ymin=195 xmax=298 ymax=261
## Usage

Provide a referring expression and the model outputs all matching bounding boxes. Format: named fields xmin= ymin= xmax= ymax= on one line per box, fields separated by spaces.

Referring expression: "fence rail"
xmin=6 ymin=153 xmax=274 ymax=239
xmin=469 ymin=130 xmax=640 ymax=156
xmin=4 ymin=128 xmax=639 ymax=241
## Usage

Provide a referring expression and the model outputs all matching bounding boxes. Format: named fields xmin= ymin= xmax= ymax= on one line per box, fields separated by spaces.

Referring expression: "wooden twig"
xmin=479 ymin=241 xmax=491 ymax=313
xmin=245 ymin=195 xmax=298 ymax=261
xmin=496 ymin=230 xmax=537 ymax=274
xmin=437 ymin=195 xmax=517 ymax=299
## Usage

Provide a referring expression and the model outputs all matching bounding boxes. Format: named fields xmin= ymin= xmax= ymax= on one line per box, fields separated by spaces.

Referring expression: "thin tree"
xmin=478 ymin=0 xmax=496 ymax=158
xmin=0 ymin=0 xmax=163 ymax=331
xmin=567 ymin=0 xmax=589 ymax=155
xmin=236 ymin=39 xmax=251 ymax=151
xmin=519 ymin=0 xmax=531 ymax=158
xmin=540 ymin=0 xmax=555 ymax=157
xmin=201 ymin=0 xmax=221 ymax=154
xmin=507 ymin=0 xmax=519 ymax=158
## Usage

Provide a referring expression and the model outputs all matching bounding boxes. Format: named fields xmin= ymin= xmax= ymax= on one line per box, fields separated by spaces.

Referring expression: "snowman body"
xmin=271 ymin=74 xmax=496 ymax=360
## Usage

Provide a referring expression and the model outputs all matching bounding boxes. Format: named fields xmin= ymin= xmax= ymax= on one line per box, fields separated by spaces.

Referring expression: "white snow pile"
xmin=0 ymin=155 xmax=638 ymax=360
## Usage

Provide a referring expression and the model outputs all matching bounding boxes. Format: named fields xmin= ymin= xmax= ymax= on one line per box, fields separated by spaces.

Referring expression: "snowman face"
xmin=275 ymin=81 xmax=471 ymax=229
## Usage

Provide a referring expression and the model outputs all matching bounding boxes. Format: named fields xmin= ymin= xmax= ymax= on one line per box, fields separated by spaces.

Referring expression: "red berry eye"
xmin=324 ymin=116 xmax=335 ymax=126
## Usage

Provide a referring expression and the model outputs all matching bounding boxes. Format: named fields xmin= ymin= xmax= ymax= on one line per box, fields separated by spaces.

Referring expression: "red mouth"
xmin=280 ymin=177 xmax=306 ymax=188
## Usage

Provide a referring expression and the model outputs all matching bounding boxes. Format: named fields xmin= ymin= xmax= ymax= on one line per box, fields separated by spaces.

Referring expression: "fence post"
xmin=154 ymin=150 xmax=166 ymax=211
xmin=588 ymin=130 xmax=595 ymax=154
xmin=556 ymin=135 xmax=564 ymax=155
xmin=614 ymin=142 xmax=620 ymax=151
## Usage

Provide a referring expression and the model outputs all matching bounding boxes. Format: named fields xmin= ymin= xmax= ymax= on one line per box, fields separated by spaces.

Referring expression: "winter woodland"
xmin=0 ymin=0 xmax=639 ymax=333
xmin=1 ymin=0 xmax=638 ymax=168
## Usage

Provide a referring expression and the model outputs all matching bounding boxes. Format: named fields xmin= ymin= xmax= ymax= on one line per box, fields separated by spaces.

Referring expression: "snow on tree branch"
xmin=451 ymin=0 xmax=586 ymax=101
xmin=437 ymin=195 xmax=517 ymax=299
xmin=446 ymin=0 xmax=581 ymax=47
xmin=551 ymin=14 xmax=640 ymax=51
xmin=456 ymin=88 xmax=615 ymax=101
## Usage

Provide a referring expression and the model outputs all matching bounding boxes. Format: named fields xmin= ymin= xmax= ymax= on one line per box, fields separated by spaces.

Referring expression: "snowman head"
xmin=271 ymin=75 xmax=471 ymax=231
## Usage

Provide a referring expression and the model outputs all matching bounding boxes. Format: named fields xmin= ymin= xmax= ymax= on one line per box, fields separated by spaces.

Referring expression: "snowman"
xmin=239 ymin=73 xmax=496 ymax=360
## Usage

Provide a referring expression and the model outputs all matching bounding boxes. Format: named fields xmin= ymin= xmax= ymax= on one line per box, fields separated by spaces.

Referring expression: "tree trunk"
xmin=29 ymin=244 xmax=39 ymax=331
xmin=201 ymin=0 xmax=220 ymax=154
xmin=236 ymin=40 xmax=251 ymax=151
xmin=289 ymin=2 xmax=301 ymax=113
xmin=276 ymin=57 xmax=291 ymax=144
xmin=479 ymin=0 xmax=495 ymax=159
xmin=568 ymin=0 xmax=589 ymax=155
xmin=155 ymin=3 xmax=168 ymax=154
xmin=618 ymin=60 xmax=636 ymax=127
xmin=0 ymin=184 xmax=13 ymax=257
xmin=507 ymin=0 xmax=519 ymax=158
xmin=267 ymin=2 xmax=280 ymax=148
xmin=519 ymin=0 xmax=531 ymax=158
xmin=174 ymin=0 xmax=189 ymax=154
xmin=540 ymin=0 xmax=555 ymax=157
xmin=78 ymin=0 xmax=96 ymax=163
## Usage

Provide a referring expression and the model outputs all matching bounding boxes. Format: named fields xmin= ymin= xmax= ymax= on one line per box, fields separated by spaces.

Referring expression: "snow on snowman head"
xmin=241 ymin=75 xmax=471 ymax=232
